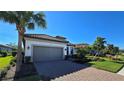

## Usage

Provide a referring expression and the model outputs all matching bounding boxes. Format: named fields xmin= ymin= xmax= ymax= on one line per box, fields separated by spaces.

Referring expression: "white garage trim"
xmin=25 ymin=37 xmax=67 ymax=62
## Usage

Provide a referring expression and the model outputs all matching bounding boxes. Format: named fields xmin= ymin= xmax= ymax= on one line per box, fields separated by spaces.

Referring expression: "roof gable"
xmin=24 ymin=34 xmax=69 ymax=43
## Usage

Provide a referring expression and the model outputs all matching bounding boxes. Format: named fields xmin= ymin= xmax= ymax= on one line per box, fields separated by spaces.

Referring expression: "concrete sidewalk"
xmin=117 ymin=67 xmax=124 ymax=76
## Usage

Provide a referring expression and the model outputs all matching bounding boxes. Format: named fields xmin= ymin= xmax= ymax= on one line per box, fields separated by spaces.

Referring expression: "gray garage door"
xmin=33 ymin=46 xmax=63 ymax=62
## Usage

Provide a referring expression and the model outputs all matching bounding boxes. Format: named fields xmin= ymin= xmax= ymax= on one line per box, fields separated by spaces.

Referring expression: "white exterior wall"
xmin=25 ymin=38 xmax=67 ymax=61
xmin=68 ymin=46 xmax=77 ymax=55
xmin=68 ymin=46 xmax=73 ymax=55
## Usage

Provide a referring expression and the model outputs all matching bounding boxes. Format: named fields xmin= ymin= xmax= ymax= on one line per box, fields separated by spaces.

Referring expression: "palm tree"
xmin=0 ymin=11 xmax=46 ymax=72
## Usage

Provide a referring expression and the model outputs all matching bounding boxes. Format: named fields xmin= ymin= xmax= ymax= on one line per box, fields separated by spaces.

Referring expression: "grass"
xmin=89 ymin=61 xmax=124 ymax=73
xmin=0 ymin=56 xmax=13 ymax=70
xmin=16 ymin=75 xmax=41 ymax=81
xmin=86 ymin=55 xmax=114 ymax=61
xmin=118 ymin=55 xmax=124 ymax=61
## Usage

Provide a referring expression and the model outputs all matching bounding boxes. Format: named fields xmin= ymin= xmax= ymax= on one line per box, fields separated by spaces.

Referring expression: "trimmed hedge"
xmin=0 ymin=51 xmax=7 ymax=57
xmin=73 ymin=57 xmax=91 ymax=64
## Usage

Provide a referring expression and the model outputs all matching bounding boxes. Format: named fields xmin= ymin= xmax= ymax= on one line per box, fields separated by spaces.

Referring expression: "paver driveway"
xmin=54 ymin=67 xmax=124 ymax=81
xmin=34 ymin=60 xmax=89 ymax=80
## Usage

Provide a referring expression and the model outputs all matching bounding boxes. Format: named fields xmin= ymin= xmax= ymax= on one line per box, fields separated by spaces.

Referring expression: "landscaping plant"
xmin=92 ymin=37 xmax=106 ymax=57
xmin=0 ymin=11 xmax=47 ymax=72
xmin=0 ymin=69 xmax=7 ymax=79
xmin=0 ymin=51 xmax=7 ymax=57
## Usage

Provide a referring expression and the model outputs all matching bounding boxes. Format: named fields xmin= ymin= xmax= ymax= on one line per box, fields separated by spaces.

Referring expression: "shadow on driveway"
xmin=34 ymin=60 xmax=90 ymax=80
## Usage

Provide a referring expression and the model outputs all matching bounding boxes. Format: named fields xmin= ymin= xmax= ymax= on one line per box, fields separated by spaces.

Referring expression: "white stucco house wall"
xmin=24 ymin=34 xmax=75 ymax=62
xmin=67 ymin=43 xmax=77 ymax=56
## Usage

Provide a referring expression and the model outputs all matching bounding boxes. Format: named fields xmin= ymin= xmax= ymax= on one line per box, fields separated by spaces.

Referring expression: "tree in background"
xmin=92 ymin=37 xmax=106 ymax=56
xmin=119 ymin=49 xmax=124 ymax=54
xmin=113 ymin=46 xmax=119 ymax=55
xmin=6 ymin=42 xmax=18 ymax=50
xmin=106 ymin=44 xmax=119 ymax=55
xmin=0 ymin=11 xmax=46 ymax=72
xmin=76 ymin=46 xmax=91 ymax=58
xmin=106 ymin=44 xmax=114 ymax=55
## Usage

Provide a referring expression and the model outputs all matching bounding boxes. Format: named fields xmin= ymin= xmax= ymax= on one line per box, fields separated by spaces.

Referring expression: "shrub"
xmin=7 ymin=52 xmax=12 ymax=56
xmin=0 ymin=69 xmax=7 ymax=78
xmin=12 ymin=51 xmax=17 ymax=57
xmin=1 ymin=51 xmax=7 ymax=57
xmin=10 ymin=61 xmax=16 ymax=67
xmin=11 ymin=57 xmax=16 ymax=63
xmin=10 ymin=61 xmax=13 ymax=65
xmin=97 ymin=58 xmax=105 ymax=61
xmin=88 ymin=57 xmax=105 ymax=62
xmin=65 ymin=55 xmax=72 ymax=60
xmin=24 ymin=56 xmax=31 ymax=63
xmin=72 ymin=54 xmax=85 ymax=59
xmin=91 ymin=57 xmax=100 ymax=61
xmin=72 ymin=54 xmax=78 ymax=58
xmin=6 ymin=65 xmax=10 ymax=70
xmin=75 ymin=46 xmax=92 ymax=59
xmin=112 ymin=57 xmax=121 ymax=61
xmin=12 ymin=63 xmax=16 ymax=67
xmin=10 ymin=57 xmax=16 ymax=66
xmin=73 ymin=57 xmax=91 ymax=64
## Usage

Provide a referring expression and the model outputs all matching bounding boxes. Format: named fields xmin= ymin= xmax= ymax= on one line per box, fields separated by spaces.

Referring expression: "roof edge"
xmin=25 ymin=36 xmax=69 ymax=43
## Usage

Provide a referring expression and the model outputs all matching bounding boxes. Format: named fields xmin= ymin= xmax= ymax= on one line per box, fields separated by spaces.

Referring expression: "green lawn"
xmin=86 ymin=55 xmax=112 ymax=61
xmin=118 ymin=55 xmax=124 ymax=61
xmin=89 ymin=61 xmax=124 ymax=73
xmin=0 ymin=56 xmax=13 ymax=70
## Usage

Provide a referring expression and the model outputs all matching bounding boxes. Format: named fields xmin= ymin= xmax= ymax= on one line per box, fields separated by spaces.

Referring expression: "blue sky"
xmin=0 ymin=11 xmax=124 ymax=49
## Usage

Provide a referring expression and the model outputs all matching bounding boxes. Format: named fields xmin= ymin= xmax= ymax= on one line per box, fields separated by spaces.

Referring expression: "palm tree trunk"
xmin=22 ymin=37 xmax=25 ymax=50
xmin=16 ymin=32 xmax=22 ymax=72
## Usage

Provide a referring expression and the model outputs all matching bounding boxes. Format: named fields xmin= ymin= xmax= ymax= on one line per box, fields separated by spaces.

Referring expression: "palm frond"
xmin=0 ymin=11 xmax=18 ymax=24
xmin=27 ymin=22 xmax=35 ymax=30
xmin=32 ymin=12 xmax=47 ymax=29
xmin=0 ymin=11 xmax=47 ymax=30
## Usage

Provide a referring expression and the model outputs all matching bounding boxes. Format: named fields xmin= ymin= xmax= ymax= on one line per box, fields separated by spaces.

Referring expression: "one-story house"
xmin=24 ymin=34 xmax=74 ymax=62
xmin=0 ymin=44 xmax=14 ymax=52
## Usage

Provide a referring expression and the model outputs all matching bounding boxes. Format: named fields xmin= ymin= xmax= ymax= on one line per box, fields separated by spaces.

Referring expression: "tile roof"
xmin=74 ymin=44 xmax=89 ymax=48
xmin=24 ymin=34 xmax=69 ymax=43
xmin=67 ymin=43 xmax=75 ymax=46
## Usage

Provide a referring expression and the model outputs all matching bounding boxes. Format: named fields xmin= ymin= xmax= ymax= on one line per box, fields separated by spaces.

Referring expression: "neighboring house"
xmin=67 ymin=43 xmax=89 ymax=55
xmin=24 ymin=34 xmax=70 ymax=62
xmin=74 ymin=43 xmax=89 ymax=48
xmin=0 ymin=44 xmax=14 ymax=52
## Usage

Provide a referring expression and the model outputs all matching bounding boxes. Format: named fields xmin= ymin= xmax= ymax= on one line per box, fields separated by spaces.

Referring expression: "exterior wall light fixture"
xmin=27 ymin=46 xmax=30 ymax=50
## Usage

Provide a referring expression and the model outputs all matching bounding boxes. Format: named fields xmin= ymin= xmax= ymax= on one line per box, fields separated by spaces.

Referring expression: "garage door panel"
xmin=33 ymin=46 xmax=63 ymax=62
